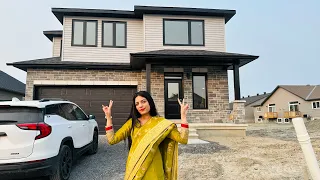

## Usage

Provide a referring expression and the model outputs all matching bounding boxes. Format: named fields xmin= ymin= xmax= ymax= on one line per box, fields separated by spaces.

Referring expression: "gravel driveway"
xmin=69 ymin=136 xmax=128 ymax=180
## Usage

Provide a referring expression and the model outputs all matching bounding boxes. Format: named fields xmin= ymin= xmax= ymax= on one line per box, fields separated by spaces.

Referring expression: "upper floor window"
xmin=102 ymin=21 xmax=126 ymax=48
xmin=72 ymin=20 xmax=97 ymax=46
xmin=163 ymin=19 xmax=204 ymax=46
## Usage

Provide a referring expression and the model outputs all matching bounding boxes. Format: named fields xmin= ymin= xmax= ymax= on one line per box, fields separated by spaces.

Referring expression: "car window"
xmin=60 ymin=103 xmax=77 ymax=120
xmin=0 ymin=106 xmax=43 ymax=123
xmin=45 ymin=104 xmax=65 ymax=119
xmin=71 ymin=105 xmax=88 ymax=120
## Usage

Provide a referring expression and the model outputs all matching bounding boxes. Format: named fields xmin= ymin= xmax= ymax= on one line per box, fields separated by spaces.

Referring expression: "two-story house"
xmin=8 ymin=5 xmax=259 ymax=132
xmin=253 ymin=85 xmax=320 ymax=123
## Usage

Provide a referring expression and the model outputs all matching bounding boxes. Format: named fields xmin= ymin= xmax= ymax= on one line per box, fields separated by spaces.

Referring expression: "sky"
xmin=0 ymin=0 xmax=319 ymax=101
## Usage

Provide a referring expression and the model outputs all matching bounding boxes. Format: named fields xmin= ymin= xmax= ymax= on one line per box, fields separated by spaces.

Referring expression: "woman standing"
xmin=102 ymin=91 xmax=189 ymax=180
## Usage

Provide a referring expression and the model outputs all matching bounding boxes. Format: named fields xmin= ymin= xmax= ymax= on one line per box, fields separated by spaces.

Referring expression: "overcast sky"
xmin=0 ymin=0 xmax=319 ymax=101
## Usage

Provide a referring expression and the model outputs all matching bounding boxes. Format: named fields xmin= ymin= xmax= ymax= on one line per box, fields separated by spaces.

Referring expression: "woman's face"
xmin=135 ymin=96 xmax=151 ymax=116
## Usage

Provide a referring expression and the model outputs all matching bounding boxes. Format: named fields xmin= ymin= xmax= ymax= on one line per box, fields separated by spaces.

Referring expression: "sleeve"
xmin=105 ymin=119 xmax=132 ymax=145
xmin=167 ymin=124 xmax=189 ymax=144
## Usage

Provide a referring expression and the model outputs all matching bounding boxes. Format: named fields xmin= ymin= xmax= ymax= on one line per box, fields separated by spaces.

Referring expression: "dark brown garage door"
xmin=35 ymin=86 xmax=136 ymax=133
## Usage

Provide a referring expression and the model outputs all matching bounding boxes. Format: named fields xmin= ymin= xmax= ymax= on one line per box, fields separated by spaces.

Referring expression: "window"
xmin=268 ymin=104 xmax=276 ymax=112
xmin=0 ymin=106 xmax=43 ymax=123
xmin=102 ymin=21 xmax=126 ymax=47
xmin=72 ymin=20 xmax=97 ymax=46
xmin=60 ymin=103 xmax=77 ymax=120
xmin=192 ymin=74 xmax=207 ymax=109
xmin=256 ymin=107 xmax=261 ymax=112
xmin=71 ymin=105 xmax=88 ymax=120
xmin=312 ymin=101 xmax=320 ymax=109
xmin=45 ymin=104 xmax=65 ymax=118
xmin=289 ymin=101 xmax=299 ymax=111
xmin=163 ymin=19 xmax=204 ymax=46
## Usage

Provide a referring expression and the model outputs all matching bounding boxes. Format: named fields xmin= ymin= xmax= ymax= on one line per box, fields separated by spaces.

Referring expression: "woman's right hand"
xmin=102 ymin=100 xmax=113 ymax=119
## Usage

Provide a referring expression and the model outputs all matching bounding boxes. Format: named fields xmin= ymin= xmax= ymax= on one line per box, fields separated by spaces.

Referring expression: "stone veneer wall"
xmin=26 ymin=67 xmax=229 ymax=123
xmin=149 ymin=66 xmax=229 ymax=123
xmin=25 ymin=69 xmax=144 ymax=100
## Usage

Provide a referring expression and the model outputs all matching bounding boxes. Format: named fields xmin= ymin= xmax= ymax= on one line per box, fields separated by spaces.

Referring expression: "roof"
xmin=260 ymin=85 xmax=320 ymax=105
xmin=52 ymin=5 xmax=236 ymax=24
xmin=0 ymin=71 xmax=25 ymax=95
xmin=7 ymin=57 xmax=132 ymax=72
xmin=130 ymin=49 xmax=259 ymax=70
xmin=43 ymin=30 xmax=63 ymax=41
xmin=229 ymin=92 xmax=270 ymax=110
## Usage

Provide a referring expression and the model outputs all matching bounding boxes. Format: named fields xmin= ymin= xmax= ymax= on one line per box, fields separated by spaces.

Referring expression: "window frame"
xmin=102 ymin=21 xmax=127 ymax=48
xmin=71 ymin=19 xmax=98 ymax=47
xmin=312 ymin=101 xmax=320 ymax=109
xmin=192 ymin=73 xmax=208 ymax=109
xmin=163 ymin=19 xmax=205 ymax=46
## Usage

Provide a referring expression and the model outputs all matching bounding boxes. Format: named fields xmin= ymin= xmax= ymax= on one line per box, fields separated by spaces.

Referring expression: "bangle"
xmin=105 ymin=126 xmax=113 ymax=131
xmin=181 ymin=123 xmax=189 ymax=128
xmin=105 ymin=115 xmax=112 ymax=119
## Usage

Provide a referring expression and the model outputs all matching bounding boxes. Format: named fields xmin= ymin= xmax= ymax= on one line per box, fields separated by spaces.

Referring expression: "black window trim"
xmin=102 ymin=21 xmax=127 ymax=48
xmin=163 ymin=19 xmax=205 ymax=46
xmin=192 ymin=73 xmax=208 ymax=109
xmin=71 ymin=19 xmax=98 ymax=47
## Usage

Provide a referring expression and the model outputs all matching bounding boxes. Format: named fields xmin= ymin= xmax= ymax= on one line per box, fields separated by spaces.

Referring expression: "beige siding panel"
xmin=143 ymin=15 xmax=225 ymax=52
xmin=259 ymin=87 xmax=320 ymax=119
xmin=62 ymin=17 xmax=143 ymax=63
xmin=53 ymin=37 xmax=62 ymax=57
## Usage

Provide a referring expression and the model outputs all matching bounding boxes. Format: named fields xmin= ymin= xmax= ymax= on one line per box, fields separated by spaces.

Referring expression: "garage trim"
xmin=33 ymin=80 xmax=139 ymax=86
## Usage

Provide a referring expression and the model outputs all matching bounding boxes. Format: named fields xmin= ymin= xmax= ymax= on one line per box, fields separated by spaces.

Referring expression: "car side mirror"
xmin=89 ymin=115 xmax=95 ymax=119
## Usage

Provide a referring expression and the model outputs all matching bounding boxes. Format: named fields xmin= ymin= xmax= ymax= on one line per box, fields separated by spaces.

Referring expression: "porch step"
xmin=188 ymin=128 xmax=199 ymax=140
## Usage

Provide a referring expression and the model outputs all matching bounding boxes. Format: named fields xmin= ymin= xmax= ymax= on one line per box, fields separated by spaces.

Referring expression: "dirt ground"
xmin=178 ymin=120 xmax=320 ymax=180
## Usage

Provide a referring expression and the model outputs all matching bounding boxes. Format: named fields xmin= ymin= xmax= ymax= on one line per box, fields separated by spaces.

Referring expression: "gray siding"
xmin=0 ymin=90 xmax=24 ymax=101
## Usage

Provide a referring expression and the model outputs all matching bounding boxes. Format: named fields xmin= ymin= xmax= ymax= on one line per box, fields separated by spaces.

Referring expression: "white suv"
xmin=0 ymin=98 xmax=99 ymax=180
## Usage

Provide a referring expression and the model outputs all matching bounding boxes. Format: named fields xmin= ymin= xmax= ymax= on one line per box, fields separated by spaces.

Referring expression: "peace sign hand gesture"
xmin=178 ymin=98 xmax=189 ymax=123
xmin=102 ymin=100 xmax=113 ymax=119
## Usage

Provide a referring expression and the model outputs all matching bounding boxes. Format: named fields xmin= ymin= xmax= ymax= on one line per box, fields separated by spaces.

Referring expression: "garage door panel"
xmin=35 ymin=86 xmax=137 ymax=133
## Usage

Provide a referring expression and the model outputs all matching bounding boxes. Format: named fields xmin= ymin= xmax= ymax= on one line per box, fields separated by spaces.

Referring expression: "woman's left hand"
xmin=178 ymin=98 xmax=189 ymax=123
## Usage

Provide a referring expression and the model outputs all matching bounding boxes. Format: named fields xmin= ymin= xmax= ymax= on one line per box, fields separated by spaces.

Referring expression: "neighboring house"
xmin=253 ymin=85 xmax=320 ymax=123
xmin=0 ymin=71 xmax=25 ymax=101
xmin=229 ymin=92 xmax=270 ymax=123
xmin=7 ymin=5 xmax=259 ymax=132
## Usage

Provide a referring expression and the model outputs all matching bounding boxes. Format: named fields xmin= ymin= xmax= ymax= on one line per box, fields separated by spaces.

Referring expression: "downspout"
xmin=292 ymin=117 xmax=320 ymax=179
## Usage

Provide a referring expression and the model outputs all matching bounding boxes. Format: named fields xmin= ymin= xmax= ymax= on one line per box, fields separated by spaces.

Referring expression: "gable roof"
xmin=43 ymin=30 xmax=63 ymax=41
xmin=229 ymin=92 xmax=270 ymax=110
xmin=0 ymin=71 xmax=25 ymax=95
xmin=260 ymin=85 xmax=320 ymax=105
xmin=52 ymin=5 xmax=236 ymax=24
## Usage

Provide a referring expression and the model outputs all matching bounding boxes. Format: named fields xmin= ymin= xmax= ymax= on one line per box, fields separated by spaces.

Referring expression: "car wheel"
xmin=49 ymin=145 xmax=73 ymax=180
xmin=87 ymin=131 xmax=98 ymax=155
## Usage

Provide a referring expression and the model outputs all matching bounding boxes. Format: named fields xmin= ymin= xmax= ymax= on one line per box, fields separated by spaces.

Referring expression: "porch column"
xmin=233 ymin=62 xmax=241 ymax=100
xmin=146 ymin=63 xmax=151 ymax=93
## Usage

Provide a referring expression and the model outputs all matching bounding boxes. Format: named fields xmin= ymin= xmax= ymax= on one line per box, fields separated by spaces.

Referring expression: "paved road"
xmin=28 ymin=136 xmax=128 ymax=180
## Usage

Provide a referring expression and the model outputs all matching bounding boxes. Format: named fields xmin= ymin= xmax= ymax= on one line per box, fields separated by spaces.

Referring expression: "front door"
xmin=164 ymin=75 xmax=183 ymax=119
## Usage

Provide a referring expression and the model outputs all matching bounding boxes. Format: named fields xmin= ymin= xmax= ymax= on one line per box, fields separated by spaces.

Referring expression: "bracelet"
xmin=181 ymin=123 xmax=189 ymax=128
xmin=105 ymin=115 xmax=112 ymax=119
xmin=105 ymin=126 xmax=113 ymax=131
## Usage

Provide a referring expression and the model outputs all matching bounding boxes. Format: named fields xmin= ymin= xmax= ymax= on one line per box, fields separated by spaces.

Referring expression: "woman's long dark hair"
xmin=126 ymin=91 xmax=159 ymax=149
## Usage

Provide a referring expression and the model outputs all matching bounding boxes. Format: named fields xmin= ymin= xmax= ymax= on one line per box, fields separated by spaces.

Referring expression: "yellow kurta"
xmin=106 ymin=116 xmax=189 ymax=180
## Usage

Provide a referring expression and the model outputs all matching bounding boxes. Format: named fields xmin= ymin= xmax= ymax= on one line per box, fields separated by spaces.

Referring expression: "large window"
xmin=192 ymin=74 xmax=207 ymax=109
xmin=72 ymin=20 xmax=97 ymax=46
xmin=163 ymin=19 xmax=204 ymax=46
xmin=102 ymin=21 xmax=126 ymax=47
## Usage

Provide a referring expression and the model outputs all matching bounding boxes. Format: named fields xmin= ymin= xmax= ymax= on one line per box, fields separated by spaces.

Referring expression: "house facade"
xmin=253 ymin=85 xmax=320 ymax=123
xmin=0 ymin=71 xmax=25 ymax=101
xmin=8 ymin=6 xmax=258 ymax=132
